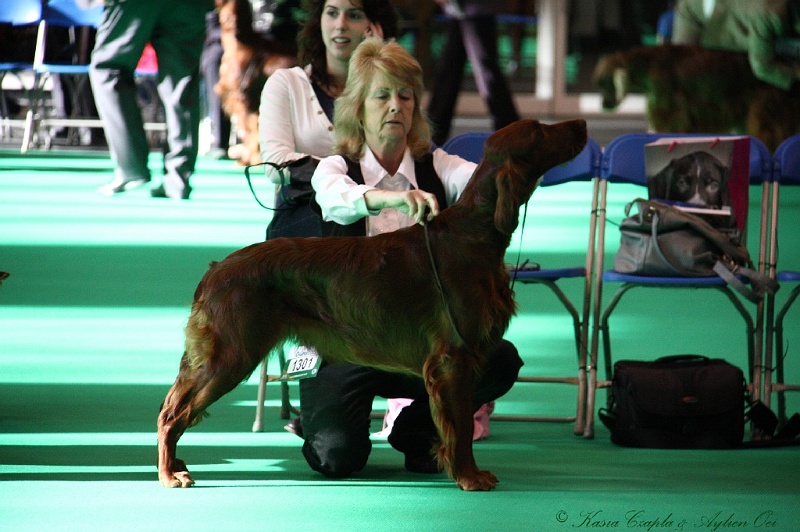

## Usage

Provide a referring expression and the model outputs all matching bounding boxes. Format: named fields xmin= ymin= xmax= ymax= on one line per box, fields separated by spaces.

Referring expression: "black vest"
xmin=319 ymin=152 xmax=447 ymax=237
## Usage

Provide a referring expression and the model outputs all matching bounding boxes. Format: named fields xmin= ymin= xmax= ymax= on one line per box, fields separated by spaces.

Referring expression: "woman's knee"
xmin=301 ymin=430 xmax=371 ymax=478
xmin=474 ymin=340 xmax=523 ymax=405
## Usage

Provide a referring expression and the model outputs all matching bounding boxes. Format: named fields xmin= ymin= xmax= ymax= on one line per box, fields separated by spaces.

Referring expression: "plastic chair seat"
xmin=513 ymin=266 xmax=586 ymax=281
xmin=777 ymin=271 xmax=800 ymax=283
xmin=602 ymin=271 xmax=748 ymax=286
xmin=35 ymin=64 xmax=90 ymax=75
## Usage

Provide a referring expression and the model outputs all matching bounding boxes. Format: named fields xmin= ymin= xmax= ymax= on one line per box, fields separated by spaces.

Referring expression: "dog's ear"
xmin=650 ymin=165 xmax=670 ymax=199
xmin=494 ymin=161 xmax=529 ymax=235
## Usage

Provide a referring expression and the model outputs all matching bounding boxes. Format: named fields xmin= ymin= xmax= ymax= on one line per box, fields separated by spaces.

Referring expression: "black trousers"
xmin=298 ymin=339 xmax=523 ymax=478
xmin=427 ymin=15 xmax=520 ymax=146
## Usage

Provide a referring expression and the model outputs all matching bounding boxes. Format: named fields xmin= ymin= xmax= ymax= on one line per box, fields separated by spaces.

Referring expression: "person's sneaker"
xmin=150 ymin=185 xmax=191 ymax=200
xmin=97 ymin=176 xmax=151 ymax=196
xmin=205 ymin=147 xmax=229 ymax=160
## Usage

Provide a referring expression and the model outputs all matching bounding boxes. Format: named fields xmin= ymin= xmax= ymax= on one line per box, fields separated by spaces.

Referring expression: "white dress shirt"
xmin=312 ymin=147 xmax=478 ymax=236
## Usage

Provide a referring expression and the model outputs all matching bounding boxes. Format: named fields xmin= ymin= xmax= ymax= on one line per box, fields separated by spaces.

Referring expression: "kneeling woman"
xmin=302 ymin=38 xmax=523 ymax=478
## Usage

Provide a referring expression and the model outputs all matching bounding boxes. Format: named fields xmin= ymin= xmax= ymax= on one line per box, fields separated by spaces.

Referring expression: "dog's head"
xmin=651 ymin=150 xmax=729 ymax=207
xmin=474 ymin=119 xmax=587 ymax=235
xmin=592 ymin=52 xmax=630 ymax=111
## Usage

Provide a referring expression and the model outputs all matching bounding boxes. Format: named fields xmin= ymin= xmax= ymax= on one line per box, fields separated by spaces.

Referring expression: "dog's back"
xmin=593 ymin=44 xmax=800 ymax=150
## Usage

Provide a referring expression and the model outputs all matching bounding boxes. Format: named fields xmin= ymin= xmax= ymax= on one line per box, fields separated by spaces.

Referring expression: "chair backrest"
xmin=0 ymin=0 xmax=42 ymax=25
xmin=600 ymin=132 xmax=773 ymax=186
xmin=774 ymin=134 xmax=800 ymax=187
xmin=600 ymin=133 xmax=771 ymax=242
xmin=441 ymin=132 xmax=491 ymax=164
xmin=542 ymin=136 xmax=601 ymax=186
xmin=441 ymin=131 xmax=601 ymax=186
xmin=43 ymin=0 xmax=103 ymax=28
xmin=34 ymin=0 xmax=104 ymax=67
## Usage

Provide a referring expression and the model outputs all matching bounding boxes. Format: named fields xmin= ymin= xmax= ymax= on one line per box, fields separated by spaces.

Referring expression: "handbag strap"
xmin=713 ymin=261 xmax=780 ymax=303
xmin=648 ymin=209 xmax=698 ymax=277
xmin=638 ymin=200 xmax=779 ymax=302
xmin=637 ymin=199 xmax=751 ymax=265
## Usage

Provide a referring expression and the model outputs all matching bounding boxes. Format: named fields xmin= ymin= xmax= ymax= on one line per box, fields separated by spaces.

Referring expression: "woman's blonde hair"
xmin=333 ymin=38 xmax=432 ymax=160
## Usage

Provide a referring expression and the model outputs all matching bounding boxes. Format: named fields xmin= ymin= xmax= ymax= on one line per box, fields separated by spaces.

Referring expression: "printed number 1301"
xmin=288 ymin=355 xmax=317 ymax=373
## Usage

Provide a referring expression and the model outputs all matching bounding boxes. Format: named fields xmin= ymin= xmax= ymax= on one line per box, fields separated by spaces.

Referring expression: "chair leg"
xmin=252 ymin=359 xmax=269 ymax=432
xmin=21 ymin=107 xmax=35 ymax=153
xmin=574 ymin=338 xmax=588 ymax=436
xmin=775 ymin=319 xmax=787 ymax=424
xmin=501 ymin=279 xmax=586 ymax=428
xmin=582 ymin=281 xmax=623 ymax=440
xmin=763 ymin=292 xmax=776 ymax=410
xmin=772 ymin=283 xmax=800 ymax=423
xmin=583 ymin=363 xmax=599 ymax=439
xmin=20 ymin=70 xmax=46 ymax=153
xmin=277 ymin=346 xmax=294 ymax=419
xmin=252 ymin=344 xmax=299 ymax=431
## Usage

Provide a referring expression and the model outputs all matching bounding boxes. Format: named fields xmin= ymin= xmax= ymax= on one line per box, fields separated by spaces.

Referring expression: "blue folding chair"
xmin=764 ymin=134 xmax=800 ymax=422
xmin=0 ymin=0 xmax=42 ymax=140
xmin=22 ymin=0 xmax=104 ymax=151
xmin=440 ymin=132 xmax=492 ymax=163
xmin=443 ymin=131 xmax=603 ymax=435
xmin=586 ymin=133 xmax=773 ymax=438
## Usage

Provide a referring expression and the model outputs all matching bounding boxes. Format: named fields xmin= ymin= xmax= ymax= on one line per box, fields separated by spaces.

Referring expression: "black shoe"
xmin=150 ymin=185 xmax=191 ymax=200
xmin=97 ymin=176 xmax=151 ymax=196
xmin=284 ymin=417 xmax=304 ymax=439
xmin=403 ymin=453 xmax=441 ymax=474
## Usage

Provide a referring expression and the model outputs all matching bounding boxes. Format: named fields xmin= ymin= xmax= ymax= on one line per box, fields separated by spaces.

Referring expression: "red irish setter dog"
xmin=593 ymin=44 xmax=800 ymax=151
xmin=157 ymin=119 xmax=588 ymax=491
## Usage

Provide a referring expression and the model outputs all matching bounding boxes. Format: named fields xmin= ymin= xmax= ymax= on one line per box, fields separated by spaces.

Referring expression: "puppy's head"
xmin=651 ymin=160 xmax=696 ymax=202
xmin=650 ymin=150 xmax=729 ymax=207
xmin=482 ymin=119 xmax=588 ymax=234
xmin=677 ymin=151 xmax=728 ymax=207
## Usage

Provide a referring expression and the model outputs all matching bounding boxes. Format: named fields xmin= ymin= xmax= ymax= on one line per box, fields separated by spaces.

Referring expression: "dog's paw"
xmin=456 ymin=469 xmax=498 ymax=491
xmin=159 ymin=459 xmax=195 ymax=488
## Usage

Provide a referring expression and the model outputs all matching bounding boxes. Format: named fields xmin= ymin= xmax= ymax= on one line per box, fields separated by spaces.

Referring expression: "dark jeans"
xmin=298 ymin=339 xmax=523 ymax=478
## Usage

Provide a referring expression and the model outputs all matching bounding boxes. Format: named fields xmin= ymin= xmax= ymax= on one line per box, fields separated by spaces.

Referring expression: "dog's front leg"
xmin=423 ymin=347 xmax=498 ymax=491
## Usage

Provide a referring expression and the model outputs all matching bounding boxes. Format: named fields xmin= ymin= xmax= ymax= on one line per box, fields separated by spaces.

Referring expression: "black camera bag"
xmin=600 ymin=355 xmax=746 ymax=449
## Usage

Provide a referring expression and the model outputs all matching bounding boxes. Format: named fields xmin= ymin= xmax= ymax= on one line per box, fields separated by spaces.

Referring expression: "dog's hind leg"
xmin=423 ymin=345 xmax=497 ymax=491
xmin=157 ymin=349 xmax=260 ymax=488
xmin=157 ymin=302 xmax=278 ymax=488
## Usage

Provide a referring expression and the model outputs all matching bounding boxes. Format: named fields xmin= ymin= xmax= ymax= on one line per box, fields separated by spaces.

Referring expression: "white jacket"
xmin=258 ymin=65 xmax=336 ymax=184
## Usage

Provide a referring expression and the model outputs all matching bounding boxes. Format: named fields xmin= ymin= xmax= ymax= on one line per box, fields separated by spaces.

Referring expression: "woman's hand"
xmin=364 ymin=189 xmax=440 ymax=225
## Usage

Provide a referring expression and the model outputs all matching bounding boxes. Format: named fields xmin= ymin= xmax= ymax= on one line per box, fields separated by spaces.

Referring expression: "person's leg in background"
xmin=201 ymin=9 xmax=230 ymax=159
xmin=426 ymin=18 xmax=468 ymax=146
xmin=460 ymin=15 xmax=519 ymax=132
xmin=89 ymin=0 xmax=156 ymax=194
xmin=149 ymin=0 xmax=211 ymax=199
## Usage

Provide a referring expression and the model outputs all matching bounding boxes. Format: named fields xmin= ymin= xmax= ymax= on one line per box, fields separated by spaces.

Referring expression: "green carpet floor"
xmin=1 ymin=144 xmax=799 ymax=531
